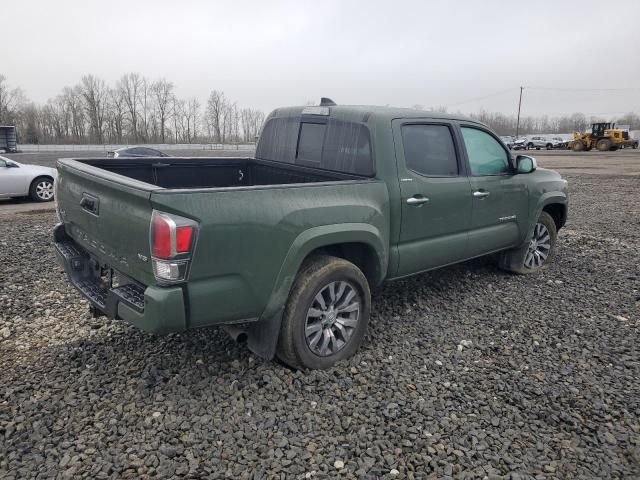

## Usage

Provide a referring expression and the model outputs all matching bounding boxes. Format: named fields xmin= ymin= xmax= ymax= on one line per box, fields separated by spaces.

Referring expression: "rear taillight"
xmin=150 ymin=210 xmax=198 ymax=284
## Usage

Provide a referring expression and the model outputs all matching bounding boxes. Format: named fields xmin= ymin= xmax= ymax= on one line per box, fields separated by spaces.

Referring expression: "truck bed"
xmin=77 ymin=157 xmax=364 ymax=189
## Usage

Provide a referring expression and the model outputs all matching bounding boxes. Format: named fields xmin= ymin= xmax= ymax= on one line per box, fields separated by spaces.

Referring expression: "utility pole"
xmin=515 ymin=86 xmax=524 ymax=138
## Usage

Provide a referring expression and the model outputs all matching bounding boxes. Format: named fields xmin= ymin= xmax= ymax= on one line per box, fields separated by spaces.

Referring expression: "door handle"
xmin=406 ymin=195 xmax=429 ymax=206
xmin=473 ymin=190 xmax=490 ymax=199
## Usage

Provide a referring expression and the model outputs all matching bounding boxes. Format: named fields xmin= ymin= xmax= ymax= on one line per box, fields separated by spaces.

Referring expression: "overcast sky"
xmin=4 ymin=0 xmax=639 ymax=118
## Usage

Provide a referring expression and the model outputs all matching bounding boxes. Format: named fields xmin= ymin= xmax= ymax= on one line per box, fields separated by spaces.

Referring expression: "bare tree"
xmin=105 ymin=88 xmax=126 ymax=143
xmin=240 ymin=108 xmax=265 ymax=142
xmin=206 ymin=90 xmax=226 ymax=143
xmin=80 ymin=75 xmax=108 ymax=143
xmin=0 ymin=75 xmax=25 ymax=124
xmin=118 ymin=73 xmax=143 ymax=142
xmin=152 ymin=79 xmax=174 ymax=143
xmin=187 ymin=98 xmax=200 ymax=142
xmin=139 ymin=77 xmax=152 ymax=142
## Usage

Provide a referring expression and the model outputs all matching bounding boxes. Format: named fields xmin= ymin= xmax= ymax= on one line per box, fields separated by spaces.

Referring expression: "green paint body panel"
xmin=55 ymin=105 xmax=568 ymax=355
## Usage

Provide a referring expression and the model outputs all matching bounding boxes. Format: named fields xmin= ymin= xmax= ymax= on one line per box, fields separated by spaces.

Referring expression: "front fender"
xmin=525 ymin=191 xmax=568 ymax=243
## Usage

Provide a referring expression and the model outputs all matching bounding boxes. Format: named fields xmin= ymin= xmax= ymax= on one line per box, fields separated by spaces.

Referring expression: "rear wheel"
xmin=596 ymin=139 xmax=611 ymax=151
xmin=498 ymin=211 xmax=557 ymax=274
xmin=633 ymin=143 xmax=638 ymax=149
xmin=546 ymin=143 xmax=553 ymax=150
xmin=29 ymin=176 xmax=55 ymax=202
xmin=277 ymin=255 xmax=371 ymax=369
xmin=527 ymin=142 xmax=534 ymax=150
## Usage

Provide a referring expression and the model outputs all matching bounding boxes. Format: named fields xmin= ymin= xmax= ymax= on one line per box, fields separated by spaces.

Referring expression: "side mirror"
xmin=516 ymin=155 xmax=536 ymax=174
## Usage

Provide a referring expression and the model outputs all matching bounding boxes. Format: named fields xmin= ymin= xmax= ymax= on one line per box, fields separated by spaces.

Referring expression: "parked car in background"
xmin=526 ymin=136 xmax=554 ymax=150
xmin=0 ymin=156 xmax=57 ymax=202
xmin=512 ymin=137 xmax=528 ymax=150
xmin=499 ymin=136 xmax=514 ymax=149
xmin=551 ymin=137 xmax=568 ymax=149
xmin=108 ymin=147 xmax=170 ymax=158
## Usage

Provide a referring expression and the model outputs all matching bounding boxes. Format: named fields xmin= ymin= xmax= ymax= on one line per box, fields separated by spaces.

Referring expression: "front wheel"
xmin=498 ymin=211 xmax=557 ymax=274
xmin=29 ymin=177 xmax=55 ymax=202
xmin=596 ymin=139 xmax=611 ymax=151
xmin=277 ymin=255 xmax=371 ymax=369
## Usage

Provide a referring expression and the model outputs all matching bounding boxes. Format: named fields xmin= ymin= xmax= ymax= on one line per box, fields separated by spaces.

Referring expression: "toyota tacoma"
xmin=54 ymin=100 xmax=568 ymax=369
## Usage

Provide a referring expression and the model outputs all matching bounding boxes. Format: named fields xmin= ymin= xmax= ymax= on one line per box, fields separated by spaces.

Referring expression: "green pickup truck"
xmin=54 ymin=102 xmax=568 ymax=369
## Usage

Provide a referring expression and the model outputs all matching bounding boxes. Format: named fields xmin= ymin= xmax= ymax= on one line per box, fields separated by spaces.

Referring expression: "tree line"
xmin=0 ymin=74 xmax=265 ymax=145
xmin=2 ymin=73 xmax=639 ymax=145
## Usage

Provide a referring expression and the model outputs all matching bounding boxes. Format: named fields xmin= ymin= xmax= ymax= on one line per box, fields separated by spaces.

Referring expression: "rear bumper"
xmin=53 ymin=223 xmax=186 ymax=333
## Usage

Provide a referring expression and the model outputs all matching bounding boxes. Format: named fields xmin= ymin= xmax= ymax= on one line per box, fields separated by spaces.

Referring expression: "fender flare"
xmin=525 ymin=192 xmax=568 ymax=244
xmin=500 ymin=193 xmax=568 ymax=271
xmin=263 ymin=222 xmax=387 ymax=319
xmin=244 ymin=223 xmax=387 ymax=360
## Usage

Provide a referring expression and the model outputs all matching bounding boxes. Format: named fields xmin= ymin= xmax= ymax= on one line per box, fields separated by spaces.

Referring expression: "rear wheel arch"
xmin=261 ymin=226 xmax=387 ymax=322
xmin=307 ymin=242 xmax=382 ymax=287
xmin=246 ymin=232 xmax=384 ymax=362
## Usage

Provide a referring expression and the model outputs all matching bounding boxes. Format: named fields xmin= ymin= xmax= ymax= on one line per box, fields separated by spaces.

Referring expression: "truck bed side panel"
xmin=150 ymin=180 xmax=390 ymax=327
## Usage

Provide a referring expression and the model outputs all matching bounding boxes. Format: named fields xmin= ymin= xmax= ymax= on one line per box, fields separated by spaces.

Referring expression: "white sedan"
xmin=0 ymin=156 xmax=57 ymax=202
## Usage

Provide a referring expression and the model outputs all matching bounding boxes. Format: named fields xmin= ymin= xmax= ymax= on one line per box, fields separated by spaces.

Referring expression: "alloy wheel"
xmin=36 ymin=181 xmax=54 ymax=200
xmin=304 ymin=281 xmax=361 ymax=357
xmin=524 ymin=222 xmax=551 ymax=268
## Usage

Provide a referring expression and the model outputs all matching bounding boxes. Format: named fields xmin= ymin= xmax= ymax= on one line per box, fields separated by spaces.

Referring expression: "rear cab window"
xmin=256 ymin=115 xmax=374 ymax=176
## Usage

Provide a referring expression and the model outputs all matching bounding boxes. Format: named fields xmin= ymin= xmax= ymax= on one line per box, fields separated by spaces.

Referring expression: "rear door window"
xmin=401 ymin=124 xmax=458 ymax=177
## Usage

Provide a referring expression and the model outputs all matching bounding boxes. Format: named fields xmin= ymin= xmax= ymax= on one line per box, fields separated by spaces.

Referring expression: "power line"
xmin=525 ymin=86 xmax=640 ymax=92
xmin=446 ymin=88 xmax=518 ymax=107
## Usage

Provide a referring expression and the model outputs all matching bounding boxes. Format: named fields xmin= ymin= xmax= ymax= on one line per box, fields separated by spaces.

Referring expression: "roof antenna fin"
xmin=320 ymin=97 xmax=336 ymax=106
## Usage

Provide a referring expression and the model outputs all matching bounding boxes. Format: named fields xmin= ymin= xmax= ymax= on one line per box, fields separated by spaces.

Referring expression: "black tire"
xmin=527 ymin=142 xmax=534 ymax=150
xmin=498 ymin=211 xmax=557 ymax=274
xmin=276 ymin=255 xmax=371 ymax=369
xmin=596 ymin=139 xmax=611 ymax=152
xmin=632 ymin=142 xmax=638 ymax=149
xmin=571 ymin=141 xmax=584 ymax=152
xmin=546 ymin=143 xmax=553 ymax=150
xmin=29 ymin=176 xmax=55 ymax=202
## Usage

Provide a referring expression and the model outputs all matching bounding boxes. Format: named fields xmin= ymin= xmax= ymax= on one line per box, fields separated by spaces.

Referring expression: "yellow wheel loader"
xmin=570 ymin=123 xmax=636 ymax=152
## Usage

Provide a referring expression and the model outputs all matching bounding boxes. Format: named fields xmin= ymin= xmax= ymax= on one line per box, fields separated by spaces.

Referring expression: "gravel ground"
xmin=1 ymin=173 xmax=639 ymax=479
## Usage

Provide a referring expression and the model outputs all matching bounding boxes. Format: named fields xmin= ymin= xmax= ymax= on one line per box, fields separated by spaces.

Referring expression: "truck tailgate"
xmin=56 ymin=160 xmax=157 ymax=285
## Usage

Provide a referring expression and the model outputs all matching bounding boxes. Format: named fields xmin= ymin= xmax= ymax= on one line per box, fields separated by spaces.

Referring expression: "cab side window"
xmin=0 ymin=159 xmax=6 ymax=168
xmin=401 ymin=124 xmax=458 ymax=177
xmin=461 ymin=127 xmax=510 ymax=176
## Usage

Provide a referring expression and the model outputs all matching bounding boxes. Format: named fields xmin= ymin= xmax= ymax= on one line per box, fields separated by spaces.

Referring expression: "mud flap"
xmin=244 ymin=308 xmax=285 ymax=360
xmin=498 ymin=241 xmax=529 ymax=272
